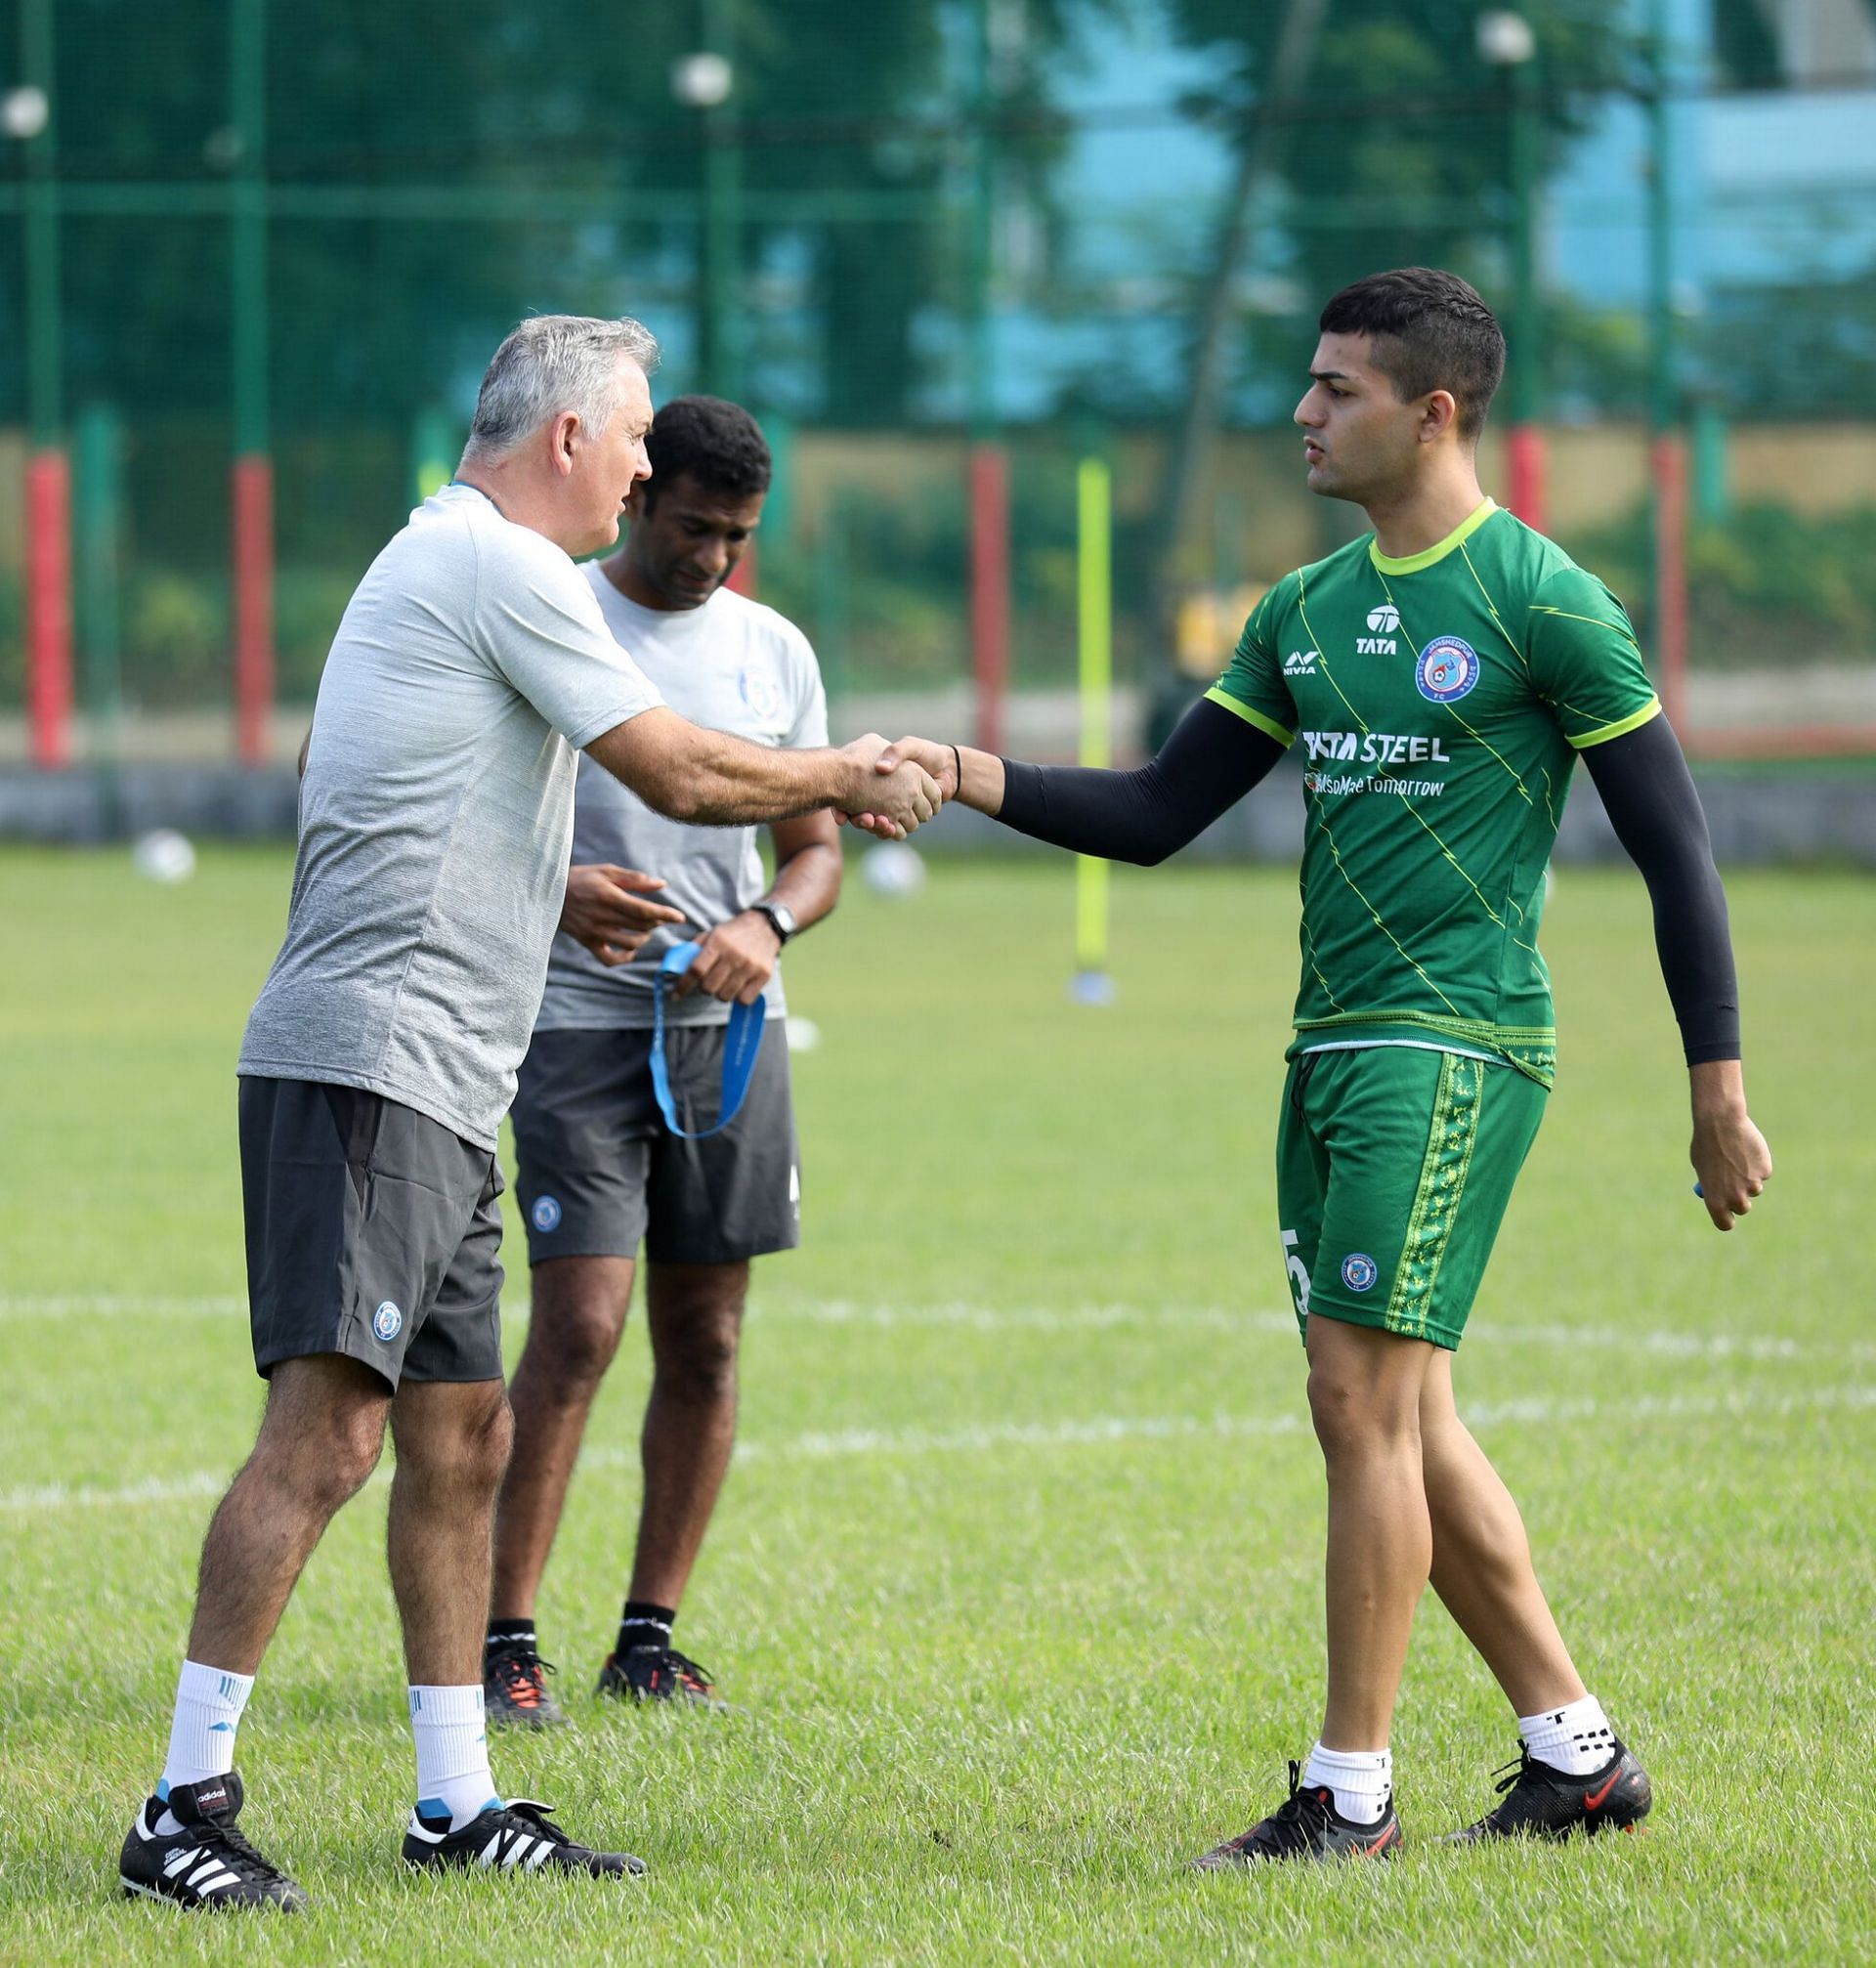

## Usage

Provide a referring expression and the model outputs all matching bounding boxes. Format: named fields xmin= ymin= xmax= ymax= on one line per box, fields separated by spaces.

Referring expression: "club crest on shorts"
xmin=1341 ymin=1252 xmax=1380 ymax=1293
xmin=531 ymin=1194 xmax=563 ymax=1232
xmin=1416 ymin=634 xmax=1479 ymax=704
xmin=372 ymin=1301 xmax=403 ymax=1341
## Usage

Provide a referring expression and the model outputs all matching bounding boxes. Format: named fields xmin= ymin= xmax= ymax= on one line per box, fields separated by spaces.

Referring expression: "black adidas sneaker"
xmin=118 ymin=1772 xmax=308 ymax=1910
xmin=484 ymin=1640 xmax=569 ymax=1730
xmin=1192 ymin=1761 xmax=1404 ymax=1867
xmin=596 ymin=1644 xmax=717 ymax=1706
xmin=402 ymin=1797 xmax=646 ymax=1877
xmin=1447 ymin=1740 xmax=1652 ymax=1842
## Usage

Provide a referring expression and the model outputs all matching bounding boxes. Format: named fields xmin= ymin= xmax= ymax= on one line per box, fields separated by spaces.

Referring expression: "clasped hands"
xmin=837 ymin=734 xmax=959 ymax=840
xmin=559 ymin=866 xmax=778 ymax=1005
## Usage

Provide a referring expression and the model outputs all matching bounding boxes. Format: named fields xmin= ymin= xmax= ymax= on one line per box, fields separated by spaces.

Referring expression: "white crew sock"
xmin=1300 ymin=1741 xmax=1393 ymax=1825
xmin=158 ymin=1659 xmax=253 ymax=1798
xmin=1519 ymin=1692 xmax=1616 ymax=1775
xmin=409 ymin=1685 xmax=501 ymax=1831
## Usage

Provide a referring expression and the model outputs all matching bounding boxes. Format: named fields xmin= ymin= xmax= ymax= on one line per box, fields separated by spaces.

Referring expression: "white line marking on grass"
xmin=5 ymin=1385 xmax=1869 ymax=1516
xmin=4 ymin=1292 xmax=1866 ymax=1370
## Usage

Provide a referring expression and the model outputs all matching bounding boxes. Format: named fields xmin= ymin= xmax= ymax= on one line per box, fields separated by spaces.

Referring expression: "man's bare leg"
xmin=625 ymin=1260 xmax=748 ymax=1609
xmin=186 ymin=1354 xmax=391 ymax=1674
xmin=387 ymin=1378 xmax=514 ymax=1686
xmin=1304 ymin=1315 xmax=1438 ymax=1751
xmin=1419 ymin=1351 xmax=1585 ymax=1716
xmin=490 ymin=1256 xmax=636 ymax=1619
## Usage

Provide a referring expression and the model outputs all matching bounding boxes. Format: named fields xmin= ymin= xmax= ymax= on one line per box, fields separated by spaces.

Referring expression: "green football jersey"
xmin=1208 ymin=499 xmax=1659 ymax=1085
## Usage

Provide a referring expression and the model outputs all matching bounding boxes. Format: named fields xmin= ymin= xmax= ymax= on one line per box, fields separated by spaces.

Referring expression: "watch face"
xmin=763 ymin=903 xmax=797 ymax=941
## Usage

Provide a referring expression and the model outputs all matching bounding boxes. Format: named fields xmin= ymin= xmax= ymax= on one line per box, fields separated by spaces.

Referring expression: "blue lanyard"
xmin=650 ymin=941 xmax=767 ymax=1139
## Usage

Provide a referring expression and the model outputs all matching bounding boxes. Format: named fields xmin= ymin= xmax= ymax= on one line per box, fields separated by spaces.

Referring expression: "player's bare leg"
xmin=386 ymin=1378 xmax=513 ymax=1686
xmin=628 ymin=1260 xmax=748 ymax=1608
xmin=187 ymin=1354 xmax=391 ymax=1674
xmin=490 ymin=1255 xmax=637 ymax=1619
xmin=1418 ymin=1351 xmax=1584 ymax=1714
xmin=1305 ymin=1314 xmax=1437 ymax=1750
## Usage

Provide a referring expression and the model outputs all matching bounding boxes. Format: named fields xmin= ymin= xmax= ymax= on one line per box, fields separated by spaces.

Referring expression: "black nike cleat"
xmin=596 ymin=1644 xmax=717 ymax=1706
xmin=1192 ymin=1761 xmax=1404 ymax=1867
xmin=484 ymin=1641 xmax=569 ymax=1730
xmin=118 ymin=1772 xmax=308 ymax=1910
xmin=1447 ymin=1740 xmax=1652 ymax=1842
xmin=403 ymin=1797 xmax=646 ymax=1877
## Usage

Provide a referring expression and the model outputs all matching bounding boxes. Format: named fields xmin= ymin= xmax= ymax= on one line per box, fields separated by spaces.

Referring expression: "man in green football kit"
xmin=866 ymin=269 xmax=1771 ymax=1861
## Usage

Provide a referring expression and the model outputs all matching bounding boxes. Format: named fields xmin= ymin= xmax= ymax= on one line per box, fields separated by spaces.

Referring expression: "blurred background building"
xmin=1 ymin=0 xmax=1872 ymax=830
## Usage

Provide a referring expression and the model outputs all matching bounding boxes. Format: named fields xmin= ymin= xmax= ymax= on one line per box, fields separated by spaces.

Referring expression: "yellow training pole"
xmin=1073 ymin=454 xmax=1115 ymax=1004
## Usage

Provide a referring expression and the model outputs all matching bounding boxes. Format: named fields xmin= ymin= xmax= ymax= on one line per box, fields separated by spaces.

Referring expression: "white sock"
xmin=157 ymin=1659 xmax=253 ymax=1825
xmin=409 ymin=1685 xmax=500 ymax=1831
xmin=1519 ymin=1692 xmax=1616 ymax=1775
xmin=1300 ymin=1741 xmax=1393 ymax=1824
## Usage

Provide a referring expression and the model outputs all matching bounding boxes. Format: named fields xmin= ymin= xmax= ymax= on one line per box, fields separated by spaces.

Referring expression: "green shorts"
xmin=1275 ymin=1045 xmax=1547 ymax=1351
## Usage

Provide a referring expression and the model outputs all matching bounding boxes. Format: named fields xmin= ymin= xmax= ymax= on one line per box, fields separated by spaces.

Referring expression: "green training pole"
xmin=1072 ymin=455 xmax=1115 ymax=1005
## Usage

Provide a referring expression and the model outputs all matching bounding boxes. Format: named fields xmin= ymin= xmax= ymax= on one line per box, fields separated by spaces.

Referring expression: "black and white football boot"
xmin=1192 ymin=1761 xmax=1404 ymax=1867
xmin=403 ymin=1797 xmax=646 ymax=1877
xmin=118 ymin=1772 xmax=308 ymax=1910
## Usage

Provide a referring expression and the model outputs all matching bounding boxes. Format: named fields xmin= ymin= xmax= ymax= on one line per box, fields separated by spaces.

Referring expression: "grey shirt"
xmin=534 ymin=568 xmax=830 ymax=1032
xmin=238 ymin=484 xmax=663 ymax=1148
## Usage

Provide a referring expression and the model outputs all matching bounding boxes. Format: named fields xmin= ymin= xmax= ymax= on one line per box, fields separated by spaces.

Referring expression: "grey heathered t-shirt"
xmin=533 ymin=568 xmax=830 ymax=1032
xmin=238 ymin=484 xmax=663 ymax=1148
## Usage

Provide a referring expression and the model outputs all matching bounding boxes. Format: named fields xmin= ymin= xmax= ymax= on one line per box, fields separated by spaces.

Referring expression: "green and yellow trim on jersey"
xmin=1567 ymin=696 xmax=1662 ymax=749
xmin=1204 ymin=685 xmax=1294 ymax=748
xmin=1368 ymin=498 xmax=1498 ymax=577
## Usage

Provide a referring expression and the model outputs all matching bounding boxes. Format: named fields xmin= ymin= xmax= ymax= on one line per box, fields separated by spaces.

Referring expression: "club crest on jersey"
xmin=1416 ymin=634 xmax=1480 ymax=704
xmin=739 ymin=667 xmax=781 ymax=720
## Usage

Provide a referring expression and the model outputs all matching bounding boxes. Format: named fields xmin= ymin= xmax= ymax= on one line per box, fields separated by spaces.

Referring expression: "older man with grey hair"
xmin=116 ymin=316 xmax=941 ymax=1911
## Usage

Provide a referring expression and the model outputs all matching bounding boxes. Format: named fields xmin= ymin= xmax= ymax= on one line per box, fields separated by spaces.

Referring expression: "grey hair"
xmin=463 ymin=315 xmax=661 ymax=459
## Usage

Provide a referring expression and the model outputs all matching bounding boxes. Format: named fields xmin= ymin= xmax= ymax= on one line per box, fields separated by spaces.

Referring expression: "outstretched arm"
xmin=587 ymin=706 xmax=939 ymax=836
xmin=870 ymin=696 xmax=1287 ymax=866
xmin=1580 ymin=715 xmax=1771 ymax=1231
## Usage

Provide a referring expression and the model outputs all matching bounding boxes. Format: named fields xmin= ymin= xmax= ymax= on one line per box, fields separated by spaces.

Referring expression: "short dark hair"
xmin=1318 ymin=269 xmax=1506 ymax=439
xmin=642 ymin=395 xmax=772 ymax=509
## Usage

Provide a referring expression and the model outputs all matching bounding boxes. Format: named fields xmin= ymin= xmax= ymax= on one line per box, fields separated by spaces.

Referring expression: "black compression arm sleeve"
xmin=996 ymin=696 xmax=1287 ymax=866
xmin=1580 ymin=713 xmax=1740 ymax=1064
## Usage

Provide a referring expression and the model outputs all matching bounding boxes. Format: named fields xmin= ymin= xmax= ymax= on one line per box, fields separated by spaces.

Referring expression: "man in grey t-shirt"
xmin=118 ymin=319 xmax=942 ymax=1912
xmin=482 ymin=398 xmax=838 ymax=1725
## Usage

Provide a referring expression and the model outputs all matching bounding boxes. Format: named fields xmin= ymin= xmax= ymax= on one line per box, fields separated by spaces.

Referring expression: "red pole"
xmin=232 ymin=452 xmax=276 ymax=764
xmin=1651 ymin=433 xmax=1688 ymax=736
xmin=969 ymin=441 xmax=1009 ymax=755
xmin=1506 ymin=423 xmax=1548 ymax=533
xmin=24 ymin=448 xmax=73 ymax=769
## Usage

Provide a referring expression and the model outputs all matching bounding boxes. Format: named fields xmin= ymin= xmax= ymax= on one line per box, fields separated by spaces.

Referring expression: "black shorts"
xmin=511 ymin=1023 xmax=800 ymax=1268
xmin=238 ymin=1077 xmax=506 ymax=1390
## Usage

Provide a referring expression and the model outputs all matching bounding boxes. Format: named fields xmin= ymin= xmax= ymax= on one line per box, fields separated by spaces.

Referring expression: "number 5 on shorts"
xmin=1280 ymin=1226 xmax=1311 ymax=1321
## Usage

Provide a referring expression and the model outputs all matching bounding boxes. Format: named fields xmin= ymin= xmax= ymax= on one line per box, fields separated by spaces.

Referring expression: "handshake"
xmin=835 ymin=734 xmax=974 ymax=840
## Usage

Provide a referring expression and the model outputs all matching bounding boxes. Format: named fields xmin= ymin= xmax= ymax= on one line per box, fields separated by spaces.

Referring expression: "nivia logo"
xmin=1341 ymin=1253 xmax=1380 ymax=1294
xmin=1283 ymin=649 xmax=1319 ymax=675
xmin=1417 ymin=634 xmax=1481 ymax=703
xmin=372 ymin=1301 xmax=403 ymax=1342
xmin=531 ymin=1194 xmax=563 ymax=1233
xmin=1358 ymin=601 xmax=1399 ymax=655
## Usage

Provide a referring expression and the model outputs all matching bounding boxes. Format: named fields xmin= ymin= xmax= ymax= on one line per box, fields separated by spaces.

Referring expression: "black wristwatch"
xmin=751 ymin=900 xmax=797 ymax=946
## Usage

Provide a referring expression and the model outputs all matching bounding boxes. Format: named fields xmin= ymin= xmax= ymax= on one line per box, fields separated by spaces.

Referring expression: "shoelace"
xmin=491 ymin=1648 xmax=559 ymax=1701
xmin=1235 ymin=1761 xmax=1336 ymax=1855
xmin=631 ymin=1646 xmax=713 ymax=1692
xmin=190 ymin=1813 xmax=281 ymax=1882
xmin=1491 ymin=1749 xmax=1534 ymax=1795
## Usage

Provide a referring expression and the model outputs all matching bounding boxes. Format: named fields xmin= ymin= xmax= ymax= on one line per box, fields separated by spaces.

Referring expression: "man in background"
xmin=484 ymin=398 xmax=838 ymax=1725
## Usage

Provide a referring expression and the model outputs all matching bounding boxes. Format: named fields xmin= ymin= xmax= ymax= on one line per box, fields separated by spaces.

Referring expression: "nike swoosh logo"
xmin=1583 ymin=1770 xmax=1622 ymax=1812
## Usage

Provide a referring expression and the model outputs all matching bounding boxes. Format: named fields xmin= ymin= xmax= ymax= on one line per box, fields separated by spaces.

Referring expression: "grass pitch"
xmin=1 ymin=843 xmax=1870 ymax=1965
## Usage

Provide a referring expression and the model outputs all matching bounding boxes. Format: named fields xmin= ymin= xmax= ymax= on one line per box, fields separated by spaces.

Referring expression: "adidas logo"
xmin=1283 ymin=650 xmax=1319 ymax=676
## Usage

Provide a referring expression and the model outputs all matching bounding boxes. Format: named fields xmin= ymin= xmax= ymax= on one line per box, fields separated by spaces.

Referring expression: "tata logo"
xmin=1283 ymin=649 xmax=1318 ymax=676
xmin=1301 ymin=730 xmax=1452 ymax=766
xmin=1358 ymin=603 xmax=1400 ymax=655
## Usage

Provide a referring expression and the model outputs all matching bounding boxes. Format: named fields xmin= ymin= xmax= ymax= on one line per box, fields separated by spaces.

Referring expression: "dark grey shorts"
xmin=511 ymin=1023 xmax=800 ymax=1268
xmin=238 ymin=1077 xmax=506 ymax=1390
